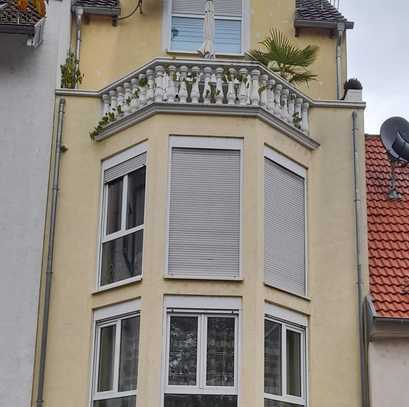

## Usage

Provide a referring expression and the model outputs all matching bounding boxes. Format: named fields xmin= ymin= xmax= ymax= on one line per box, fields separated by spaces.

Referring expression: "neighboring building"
xmin=32 ymin=1 xmax=369 ymax=407
xmin=0 ymin=1 xmax=71 ymax=407
xmin=365 ymin=134 xmax=409 ymax=407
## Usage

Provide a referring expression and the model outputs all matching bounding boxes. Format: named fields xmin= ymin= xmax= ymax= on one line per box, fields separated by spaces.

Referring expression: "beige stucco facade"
xmin=32 ymin=2 xmax=367 ymax=407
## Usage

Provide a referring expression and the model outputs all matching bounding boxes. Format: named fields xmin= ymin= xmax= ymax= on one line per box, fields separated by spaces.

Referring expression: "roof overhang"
xmin=0 ymin=23 xmax=35 ymax=35
xmin=294 ymin=18 xmax=354 ymax=30
xmin=71 ymin=4 xmax=120 ymax=17
xmin=366 ymin=296 xmax=409 ymax=340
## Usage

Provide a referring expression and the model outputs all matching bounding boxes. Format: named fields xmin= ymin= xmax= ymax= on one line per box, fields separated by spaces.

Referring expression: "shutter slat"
xmin=104 ymin=153 xmax=146 ymax=183
xmin=172 ymin=0 xmax=242 ymax=17
xmin=264 ymin=158 xmax=306 ymax=295
xmin=168 ymin=147 xmax=241 ymax=278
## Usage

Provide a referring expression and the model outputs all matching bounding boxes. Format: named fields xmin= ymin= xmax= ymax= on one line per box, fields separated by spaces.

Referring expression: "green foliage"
xmin=60 ymin=52 xmax=84 ymax=89
xmin=248 ymin=29 xmax=319 ymax=86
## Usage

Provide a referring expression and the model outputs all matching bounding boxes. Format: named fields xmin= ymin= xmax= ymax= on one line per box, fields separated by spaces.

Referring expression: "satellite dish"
xmin=380 ymin=117 xmax=409 ymax=162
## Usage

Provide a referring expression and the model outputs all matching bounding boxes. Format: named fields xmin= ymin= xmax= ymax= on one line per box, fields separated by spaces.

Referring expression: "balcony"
xmin=87 ymin=57 xmax=318 ymax=147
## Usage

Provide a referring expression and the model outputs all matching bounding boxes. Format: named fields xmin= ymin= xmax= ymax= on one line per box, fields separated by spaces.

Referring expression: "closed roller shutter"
xmin=172 ymin=0 xmax=242 ymax=17
xmin=104 ymin=153 xmax=146 ymax=183
xmin=264 ymin=158 xmax=306 ymax=295
xmin=168 ymin=147 xmax=241 ymax=278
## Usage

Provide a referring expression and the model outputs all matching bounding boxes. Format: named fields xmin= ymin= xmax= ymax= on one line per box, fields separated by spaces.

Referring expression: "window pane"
xmin=264 ymin=399 xmax=300 ymax=407
xmin=119 ymin=316 xmax=140 ymax=392
xmin=101 ymin=230 xmax=143 ymax=285
xmin=126 ymin=167 xmax=146 ymax=229
xmin=206 ymin=317 xmax=235 ymax=386
xmin=286 ymin=330 xmax=302 ymax=397
xmin=106 ymin=178 xmax=123 ymax=235
xmin=168 ymin=316 xmax=198 ymax=385
xmin=97 ymin=325 xmax=116 ymax=392
xmin=264 ymin=319 xmax=282 ymax=395
xmin=94 ymin=396 xmax=136 ymax=407
xmin=215 ymin=19 xmax=241 ymax=54
xmin=164 ymin=394 xmax=237 ymax=407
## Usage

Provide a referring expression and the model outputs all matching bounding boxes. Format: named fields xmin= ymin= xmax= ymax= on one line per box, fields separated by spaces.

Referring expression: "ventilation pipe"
xmin=336 ymin=22 xmax=345 ymax=99
xmin=74 ymin=7 xmax=84 ymax=89
xmin=36 ymin=98 xmax=66 ymax=407
xmin=352 ymin=111 xmax=370 ymax=407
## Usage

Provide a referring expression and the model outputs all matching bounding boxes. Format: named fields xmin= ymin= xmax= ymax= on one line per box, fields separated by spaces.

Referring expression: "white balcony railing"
xmin=92 ymin=58 xmax=312 ymax=139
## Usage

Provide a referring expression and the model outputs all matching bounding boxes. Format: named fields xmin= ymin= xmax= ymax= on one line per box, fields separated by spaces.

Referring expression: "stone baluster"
xmin=250 ymin=69 xmax=261 ymax=106
xmin=226 ymin=68 xmax=237 ymax=105
xmin=109 ymin=89 xmax=117 ymax=113
xmin=288 ymin=93 xmax=295 ymax=124
xmin=281 ymin=88 xmax=290 ymax=122
xmin=138 ymin=73 xmax=147 ymax=106
xmin=259 ymin=74 xmax=268 ymax=107
xmin=215 ymin=67 xmax=224 ymax=105
xmin=203 ymin=67 xmax=212 ymax=104
xmin=274 ymin=84 xmax=282 ymax=117
xmin=238 ymin=68 xmax=248 ymax=106
xmin=102 ymin=93 xmax=110 ymax=116
xmin=154 ymin=65 xmax=165 ymax=102
xmin=294 ymin=98 xmax=302 ymax=128
xmin=301 ymin=102 xmax=309 ymax=132
xmin=116 ymin=86 xmax=124 ymax=115
xmin=123 ymin=82 xmax=131 ymax=114
xmin=130 ymin=78 xmax=140 ymax=112
xmin=266 ymin=79 xmax=275 ymax=111
xmin=190 ymin=66 xmax=201 ymax=103
xmin=146 ymin=69 xmax=154 ymax=104
xmin=178 ymin=65 xmax=188 ymax=103
xmin=166 ymin=66 xmax=177 ymax=103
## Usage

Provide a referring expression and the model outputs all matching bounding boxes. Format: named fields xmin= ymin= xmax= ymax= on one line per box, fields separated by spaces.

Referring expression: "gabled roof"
xmin=366 ymin=135 xmax=409 ymax=318
xmin=295 ymin=0 xmax=354 ymax=31
xmin=72 ymin=0 xmax=120 ymax=16
xmin=0 ymin=0 xmax=43 ymax=35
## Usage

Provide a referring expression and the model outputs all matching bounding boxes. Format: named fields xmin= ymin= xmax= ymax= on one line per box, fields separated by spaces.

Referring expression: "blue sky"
xmin=340 ymin=0 xmax=409 ymax=134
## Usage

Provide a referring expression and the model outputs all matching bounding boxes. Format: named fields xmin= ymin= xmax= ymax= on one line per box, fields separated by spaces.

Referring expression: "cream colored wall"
xmin=76 ymin=0 xmax=343 ymax=100
xmin=36 ymin=91 xmax=367 ymax=407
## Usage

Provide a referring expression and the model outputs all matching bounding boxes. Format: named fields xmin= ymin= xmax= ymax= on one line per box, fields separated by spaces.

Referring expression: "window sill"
xmin=165 ymin=275 xmax=243 ymax=282
xmin=92 ymin=276 xmax=142 ymax=295
xmin=264 ymin=282 xmax=311 ymax=302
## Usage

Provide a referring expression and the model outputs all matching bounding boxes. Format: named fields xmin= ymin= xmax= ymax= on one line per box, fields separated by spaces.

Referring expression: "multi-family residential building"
xmin=365 ymin=134 xmax=409 ymax=407
xmin=31 ymin=1 xmax=369 ymax=407
xmin=0 ymin=2 xmax=70 ymax=406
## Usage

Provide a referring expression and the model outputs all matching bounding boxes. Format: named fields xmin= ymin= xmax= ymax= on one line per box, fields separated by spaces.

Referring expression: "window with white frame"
xmin=264 ymin=147 xmax=307 ymax=296
xmin=92 ymin=301 xmax=141 ymax=407
xmin=167 ymin=0 xmax=244 ymax=54
xmin=164 ymin=297 xmax=240 ymax=407
xmin=264 ymin=304 xmax=307 ymax=407
xmin=99 ymin=145 xmax=147 ymax=287
xmin=167 ymin=136 xmax=242 ymax=280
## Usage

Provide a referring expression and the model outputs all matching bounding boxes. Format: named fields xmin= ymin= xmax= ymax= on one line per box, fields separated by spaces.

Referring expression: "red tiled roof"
xmin=366 ymin=135 xmax=409 ymax=318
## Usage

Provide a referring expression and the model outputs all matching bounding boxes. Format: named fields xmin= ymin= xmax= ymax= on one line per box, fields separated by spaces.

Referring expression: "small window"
xmin=264 ymin=316 xmax=306 ymax=407
xmin=92 ymin=308 xmax=141 ymax=407
xmin=168 ymin=0 xmax=243 ymax=54
xmin=99 ymin=149 xmax=147 ymax=287
xmin=164 ymin=311 xmax=238 ymax=407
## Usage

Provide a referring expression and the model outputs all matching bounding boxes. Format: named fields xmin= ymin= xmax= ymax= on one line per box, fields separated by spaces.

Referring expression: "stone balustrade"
xmin=97 ymin=58 xmax=311 ymax=136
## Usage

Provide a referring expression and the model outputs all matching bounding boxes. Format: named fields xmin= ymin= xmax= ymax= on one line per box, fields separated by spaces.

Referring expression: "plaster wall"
xmin=39 ymin=94 xmax=367 ymax=407
xmin=0 ymin=1 xmax=70 ymax=406
xmin=369 ymin=339 xmax=409 ymax=407
xmin=76 ymin=0 xmax=346 ymax=100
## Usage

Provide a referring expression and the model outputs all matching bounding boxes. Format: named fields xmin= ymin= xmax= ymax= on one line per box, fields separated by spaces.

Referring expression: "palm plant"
xmin=248 ymin=29 xmax=319 ymax=86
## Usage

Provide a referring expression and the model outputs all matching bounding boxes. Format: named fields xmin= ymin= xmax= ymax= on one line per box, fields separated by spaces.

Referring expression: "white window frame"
xmin=162 ymin=0 xmax=250 ymax=56
xmin=264 ymin=145 xmax=309 ymax=298
xmin=162 ymin=296 xmax=241 ymax=406
xmin=90 ymin=300 xmax=141 ymax=407
xmin=264 ymin=302 xmax=308 ymax=407
xmin=165 ymin=136 xmax=243 ymax=280
xmin=97 ymin=143 xmax=148 ymax=290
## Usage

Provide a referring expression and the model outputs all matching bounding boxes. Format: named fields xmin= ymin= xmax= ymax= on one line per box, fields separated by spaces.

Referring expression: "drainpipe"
xmin=74 ymin=7 xmax=84 ymax=89
xmin=36 ymin=98 xmax=66 ymax=407
xmin=352 ymin=111 xmax=369 ymax=407
xmin=336 ymin=22 xmax=345 ymax=99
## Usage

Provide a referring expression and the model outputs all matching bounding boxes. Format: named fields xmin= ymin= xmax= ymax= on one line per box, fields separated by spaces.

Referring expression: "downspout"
xmin=352 ymin=111 xmax=369 ymax=407
xmin=36 ymin=98 xmax=66 ymax=407
xmin=74 ymin=7 xmax=83 ymax=89
xmin=336 ymin=22 xmax=345 ymax=99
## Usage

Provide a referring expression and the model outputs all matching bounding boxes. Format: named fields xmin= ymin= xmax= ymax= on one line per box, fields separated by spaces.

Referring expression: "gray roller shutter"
xmin=168 ymin=147 xmax=241 ymax=278
xmin=264 ymin=158 xmax=306 ymax=295
xmin=172 ymin=0 xmax=242 ymax=17
xmin=104 ymin=153 xmax=146 ymax=183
